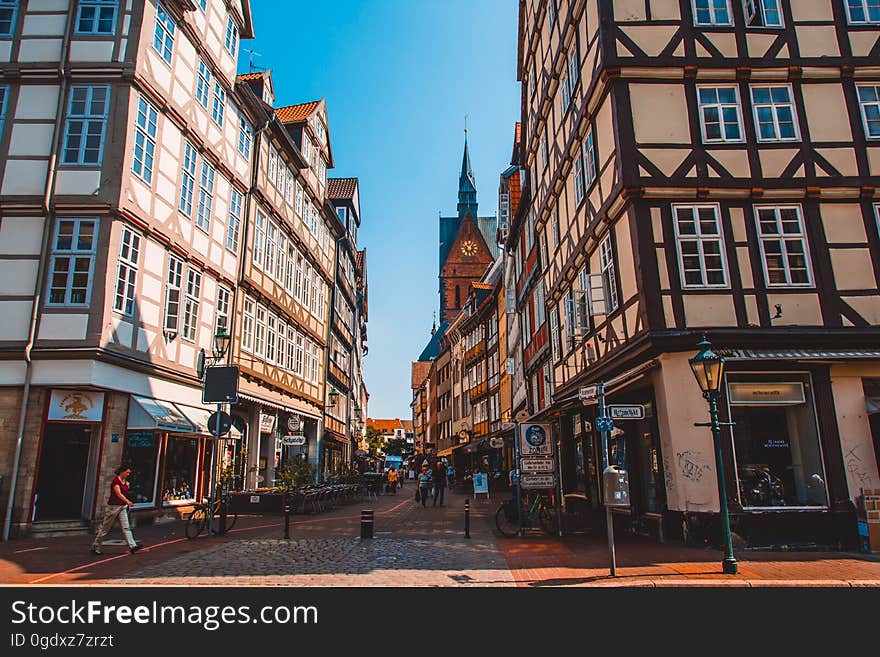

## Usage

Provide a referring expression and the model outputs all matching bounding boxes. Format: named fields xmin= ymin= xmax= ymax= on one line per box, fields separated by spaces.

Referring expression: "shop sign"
xmin=519 ymin=423 xmax=552 ymax=456
xmin=520 ymin=457 xmax=554 ymax=473
xmin=489 ymin=436 xmax=504 ymax=448
xmin=48 ymin=390 xmax=104 ymax=422
xmin=521 ymin=473 xmax=555 ymax=489
xmin=728 ymin=382 xmax=805 ymax=406
xmin=281 ymin=434 xmax=307 ymax=446
xmin=287 ymin=415 xmax=302 ymax=432
xmin=260 ymin=413 xmax=276 ymax=434
xmin=607 ymin=405 xmax=645 ymax=420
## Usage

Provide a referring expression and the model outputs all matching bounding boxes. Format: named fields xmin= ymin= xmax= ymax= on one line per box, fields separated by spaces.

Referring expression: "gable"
xmin=440 ymin=213 xmax=494 ymax=278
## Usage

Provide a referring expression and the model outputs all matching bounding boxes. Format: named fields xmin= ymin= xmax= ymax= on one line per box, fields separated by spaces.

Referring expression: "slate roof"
xmin=417 ymin=322 xmax=449 ymax=362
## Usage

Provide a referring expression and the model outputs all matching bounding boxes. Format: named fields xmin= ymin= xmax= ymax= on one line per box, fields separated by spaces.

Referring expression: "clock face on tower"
xmin=461 ymin=239 xmax=478 ymax=257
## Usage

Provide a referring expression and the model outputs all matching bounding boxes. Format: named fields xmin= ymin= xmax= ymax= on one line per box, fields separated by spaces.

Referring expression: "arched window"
xmin=455 ymin=285 xmax=461 ymax=309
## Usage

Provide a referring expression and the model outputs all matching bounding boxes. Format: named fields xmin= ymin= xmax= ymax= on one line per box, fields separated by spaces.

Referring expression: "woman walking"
xmin=91 ymin=465 xmax=141 ymax=555
xmin=387 ymin=466 xmax=399 ymax=495
xmin=417 ymin=464 xmax=433 ymax=508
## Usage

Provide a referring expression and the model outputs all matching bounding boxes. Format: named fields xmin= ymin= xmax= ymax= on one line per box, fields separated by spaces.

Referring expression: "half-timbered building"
xmin=516 ymin=0 xmax=880 ymax=547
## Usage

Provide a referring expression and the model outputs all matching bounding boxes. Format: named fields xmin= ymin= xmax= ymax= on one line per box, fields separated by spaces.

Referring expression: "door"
xmin=34 ymin=423 xmax=92 ymax=521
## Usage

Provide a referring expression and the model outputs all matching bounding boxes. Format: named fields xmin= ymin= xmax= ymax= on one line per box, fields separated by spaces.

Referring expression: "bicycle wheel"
xmin=495 ymin=504 xmax=519 ymax=537
xmin=215 ymin=507 xmax=237 ymax=534
xmin=185 ymin=507 xmax=207 ymax=539
xmin=538 ymin=505 xmax=558 ymax=535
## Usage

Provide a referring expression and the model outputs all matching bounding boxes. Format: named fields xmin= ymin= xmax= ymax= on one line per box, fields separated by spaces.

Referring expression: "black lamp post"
xmin=689 ymin=335 xmax=738 ymax=575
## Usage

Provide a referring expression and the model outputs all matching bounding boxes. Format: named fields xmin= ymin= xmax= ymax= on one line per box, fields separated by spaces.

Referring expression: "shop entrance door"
xmin=34 ymin=423 xmax=92 ymax=521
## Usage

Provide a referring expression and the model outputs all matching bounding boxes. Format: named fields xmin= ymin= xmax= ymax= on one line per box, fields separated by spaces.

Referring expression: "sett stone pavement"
xmin=1 ymin=487 xmax=879 ymax=586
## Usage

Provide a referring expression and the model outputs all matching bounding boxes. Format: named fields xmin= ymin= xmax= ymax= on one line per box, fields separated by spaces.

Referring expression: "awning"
xmin=723 ymin=349 xmax=880 ymax=361
xmin=323 ymin=429 xmax=348 ymax=445
xmin=177 ymin=404 xmax=242 ymax=440
xmin=128 ymin=396 xmax=193 ymax=433
xmin=237 ymin=391 xmax=322 ymax=420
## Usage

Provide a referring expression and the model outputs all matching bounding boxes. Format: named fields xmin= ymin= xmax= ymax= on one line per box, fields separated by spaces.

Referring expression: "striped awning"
xmin=722 ymin=349 xmax=880 ymax=361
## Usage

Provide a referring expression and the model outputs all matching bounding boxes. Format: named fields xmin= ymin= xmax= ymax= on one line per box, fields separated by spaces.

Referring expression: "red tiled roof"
xmin=237 ymin=72 xmax=264 ymax=82
xmin=327 ymin=177 xmax=358 ymax=200
xmin=275 ymin=100 xmax=320 ymax=124
xmin=367 ymin=418 xmax=403 ymax=434
xmin=472 ymin=282 xmax=493 ymax=290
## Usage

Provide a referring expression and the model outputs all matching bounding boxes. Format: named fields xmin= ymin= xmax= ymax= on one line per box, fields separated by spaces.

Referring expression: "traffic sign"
xmin=207 ymin=411 xmax=233 ymax=436
xmin=578 ymin=385 xmax=598 ymax=403
xmin=595 ymin=416 xmax=615 ymax=433
xmin=607 ymin=404 xmax=645 ymax=420
xmin=519 ymin=423 xmax=552 ymax=456
xmin=202 ymin=365 xmax=239 ymax=403
xmin=521 ymin=473 xmax=555 ymax=489
xmin=520 ymin=457 xmax=555 ymax=473
xmin=281 ymin=434 xmax=306 ymax=446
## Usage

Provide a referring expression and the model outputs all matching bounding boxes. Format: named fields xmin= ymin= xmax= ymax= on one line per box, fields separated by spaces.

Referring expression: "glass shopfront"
xmin=122 ymin=431 xmax=204 ymax=507
xmin=123 ymin=430 xmax=161 ymax=507
xmin=163 ymin=436 xmax=199 ymax=504
xmin=726 ymin=373 xmax=829 ymax=509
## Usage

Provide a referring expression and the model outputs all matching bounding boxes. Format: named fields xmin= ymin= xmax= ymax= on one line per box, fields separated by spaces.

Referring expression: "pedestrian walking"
xmin=431 ymin=460 xmax=447 ymax=507
xmin=91 ymin=465 xmax=141 ymax=555
xmin=417 ymin=464 xmax=432 ymax=507
xmin=446 ymin=463 xmax=456 ymax=491
xmin=387 ymin=466 xmax=399 ymax=495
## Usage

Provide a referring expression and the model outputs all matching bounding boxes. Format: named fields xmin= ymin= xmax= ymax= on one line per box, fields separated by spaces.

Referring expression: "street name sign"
xmin=521 ymin=473 xmax=555 ymax=489
xmin=520 ymin=457 xmax=555 ymax=473
xmin=607 ymin=405 xmax=645 ymax=420
xmin=578 ymin=385 xmax=598 ymax=403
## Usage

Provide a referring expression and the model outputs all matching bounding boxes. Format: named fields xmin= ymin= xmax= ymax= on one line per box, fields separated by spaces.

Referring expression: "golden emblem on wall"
xmin=60 ymin=392 xmax=93 ymax=420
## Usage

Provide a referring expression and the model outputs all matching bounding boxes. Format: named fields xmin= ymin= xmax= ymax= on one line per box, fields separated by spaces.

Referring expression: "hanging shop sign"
xmin=287 ymin=415 xmax=302 ymax=432
xmin=48 ymin=390 xmax=104 ymax=422
xmin=519 ymin=423 xmax=552 ymax=456
xmin=728 ymin=382 xmax=805 ymax=406
xmin=489 ymin=436 xmax=505 ymax=448
xmin=281 ymin=434 xmax=307 ymax=446
xmin=607 ymin=405 xmax=645 ymax=420
xmin=521 ymin=473 xmax=555 ymax=490
xmin=260 ymin=413 xmax=277 ymax=434
xmin=520 ymin=457 xmax=555 ymax=473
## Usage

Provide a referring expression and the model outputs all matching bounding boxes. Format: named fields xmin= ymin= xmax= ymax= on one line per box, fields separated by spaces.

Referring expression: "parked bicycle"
xmin=185 ymin=488 xmax=238 ymax=539
xmin=495 ymin=490 xmax=558 ymax=537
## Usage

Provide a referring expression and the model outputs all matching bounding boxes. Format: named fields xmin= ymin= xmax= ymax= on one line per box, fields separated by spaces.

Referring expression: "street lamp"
xmin=689 ymin=335 xmax=738 ymax=575
xmin=213 ymin=328 xmax=231 ymax=361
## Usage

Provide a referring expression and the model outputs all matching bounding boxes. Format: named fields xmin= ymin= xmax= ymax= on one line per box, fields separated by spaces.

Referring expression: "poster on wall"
xmin=48 ymin=390 xmax=104 ymax=422
xmin=260 ymin=413 xmax=277 ymax=434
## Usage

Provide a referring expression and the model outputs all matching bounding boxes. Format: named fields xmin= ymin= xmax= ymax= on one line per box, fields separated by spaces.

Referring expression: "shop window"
xmin=123 ymin=430 xmax=159 ymax=506
xmin=726 ymin=374 xmax=829 ymax=508
xmin=163 ymin=436 xmax=199 ymax=503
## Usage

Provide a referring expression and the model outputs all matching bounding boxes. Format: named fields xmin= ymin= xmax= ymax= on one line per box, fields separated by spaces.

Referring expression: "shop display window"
xmin=163 ymin=436 xmax=199 ymax=504
xmin=123 ymin=430 xmax=159 ymax=506
xmin=727 ymin=374 xmax=828 ymax=508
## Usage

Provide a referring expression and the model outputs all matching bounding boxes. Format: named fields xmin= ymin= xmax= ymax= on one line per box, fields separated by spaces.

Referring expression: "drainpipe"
xmin=3 ymin=3 xmax=77 ymax=541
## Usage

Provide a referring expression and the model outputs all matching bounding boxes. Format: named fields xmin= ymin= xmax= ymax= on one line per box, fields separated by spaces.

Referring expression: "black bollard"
xmin=219 ymin=496 xmax=228 ymax=535
xmin=283 ymin=499 xmax=291 ymax=540
xmin=465 ymin=499 xmax=470 ymax=539
xmin=360 ymin=509 xmax=374 ymax=539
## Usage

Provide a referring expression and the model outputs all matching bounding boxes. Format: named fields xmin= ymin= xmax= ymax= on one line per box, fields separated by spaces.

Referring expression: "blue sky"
xmin=245 ymin=0 xmax=520 ymax=418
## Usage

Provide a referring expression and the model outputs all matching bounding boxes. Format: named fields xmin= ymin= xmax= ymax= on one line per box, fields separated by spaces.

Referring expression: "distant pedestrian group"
xmin=415 ymin=460 xmax=447 ymax=507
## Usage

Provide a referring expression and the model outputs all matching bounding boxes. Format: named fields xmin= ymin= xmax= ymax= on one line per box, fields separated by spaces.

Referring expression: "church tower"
xmin=437 ymin=134 xmax=497 ymax=324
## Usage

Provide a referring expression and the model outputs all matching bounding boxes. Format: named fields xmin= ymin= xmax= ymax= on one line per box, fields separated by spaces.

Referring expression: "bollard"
xmin=464 ymin=499 xmax=470 ymax=539
xmin=219 ymin=497 xmax=228 ymax=535
xmin=360 ymin=509 xmax=374 ymax=539
xmin=283 ymin=499 xmax=291 ymax=540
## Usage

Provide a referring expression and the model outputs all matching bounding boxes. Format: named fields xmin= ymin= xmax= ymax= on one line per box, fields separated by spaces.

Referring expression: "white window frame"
xmin=47 ymin=218 xmax=99 ymax=307
xmin=163 ymin=254 xmax=183 ymax=334
xmin=583 ymin=130 xmax=596 ymax=189
xmin=0 ymin=85 xmax=8 ymax=137
xmin=750 ymin=85 xmax=800 ymax=142
xmin=215 ymin=285 xmax=230 ymax=335
xmin=857 ymin=84 xmax=880 ymax=140
xmin=691 ymin=0 xmax=733 ymax=26
xmin=697 ymin=85 xmax=745 ymax=143
xmin=211 ymin=81 xmax=225 ymax=127
xmin=846 ymin=0 xmax=880 ymax=24
xmin=755 ymin=205 xmax=813 ymax=288
xmin=743 ymin=0 xmax=783 ymax=27
xmin=196 ymin=160 xmax=215 ymax=232
xmin=179 ymin=141 xmax=196 ymax=216
xmin=195 ymin=59 xmax=211 ymax=110
xmin=672 ymin=204 xmax=730 ymax=289
xmin=227 ymin=187 xmax=243 ymax=253
xmin=62 ymin=85 xmax=110 ymax=165
xmin=75 ymin=0 xmax=118 ymax=35
xmin=238 ymin=116 xmax=252 ymax=158
xmin=0 ymin=0 xmax=18 ymax=38
xmin=600 ymin=235 xmax=619 ymax=313
xmin=114 ymin=225 xmax=140 ymax=316
xmin=152 ymin=2 xmax=175 ymax=64
xmin=253 ymin=209 xmax=265 ymax=270
xmin=242 ymin=297 xmax=254 ymax=353
xmin=132 ymin=95 xmax=158 ymax=184
xmin=181 ymin=268 xmax=201 ymax=342
xmin=254 ymin=305 xmax=266 ymax=357
xmin=225 ymin=15 xmax=238 ymax=57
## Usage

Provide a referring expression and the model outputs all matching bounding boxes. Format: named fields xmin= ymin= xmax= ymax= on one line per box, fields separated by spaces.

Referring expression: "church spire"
xmin=457 ymin=119 xmax=478 ymax=219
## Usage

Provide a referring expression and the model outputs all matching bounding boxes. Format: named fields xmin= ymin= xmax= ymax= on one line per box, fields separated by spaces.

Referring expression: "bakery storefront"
xmin=123 ymin=396 xmax=240 ymax=511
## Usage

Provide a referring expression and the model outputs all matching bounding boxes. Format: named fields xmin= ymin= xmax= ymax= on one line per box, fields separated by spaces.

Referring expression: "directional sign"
xmin=578 ymin=385 xmax=598 ymax=403
xmin=521 ymin=473 xmax=555 ymax=489
xmin=281 ymin=434 xmax=307 ymax=446
xmin=607 ymin=404 xmax=645 ymax=420
xmin=520 ymin=457 xmax=555 ymax=473
xmin=595 ymin=416 xmax=615 ymax=433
